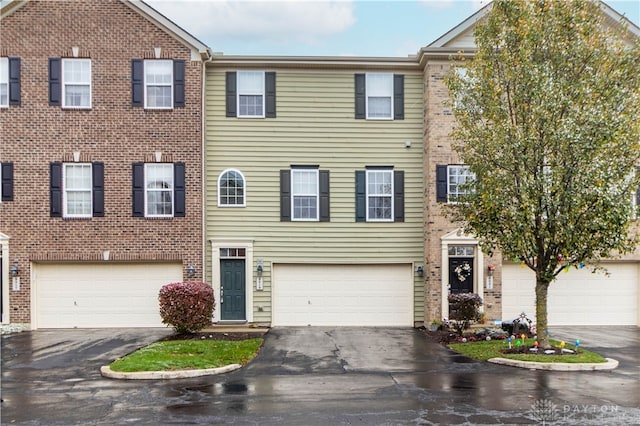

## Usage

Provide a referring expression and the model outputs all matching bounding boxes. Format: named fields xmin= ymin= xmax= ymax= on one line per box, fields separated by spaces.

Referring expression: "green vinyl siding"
xmin=206 ymin=67 xmax=425 ymax=323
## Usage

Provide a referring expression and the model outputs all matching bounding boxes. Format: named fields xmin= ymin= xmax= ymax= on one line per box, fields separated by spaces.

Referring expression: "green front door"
xmin=221 ymin=259 xmax=246 ymax=321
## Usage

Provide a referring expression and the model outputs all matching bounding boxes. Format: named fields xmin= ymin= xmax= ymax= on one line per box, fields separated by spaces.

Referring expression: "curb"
xmin=100 ymin=363 xmax=242 ymax=380
xmin=488 ymin=357 xmax=619 ymax=371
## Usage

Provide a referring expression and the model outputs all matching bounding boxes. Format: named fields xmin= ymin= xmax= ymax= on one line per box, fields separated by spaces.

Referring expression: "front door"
xmin=221 ymin=259 xmax=246 ymax=321
xmin=449 ymin=257 xmax=474 ymax=294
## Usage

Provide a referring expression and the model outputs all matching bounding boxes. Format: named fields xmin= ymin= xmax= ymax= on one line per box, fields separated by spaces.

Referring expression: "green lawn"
xmin=109 ymin=338 xmax=263 ymax=372
xmin=448 ymin=338 xmax=607 ymax=363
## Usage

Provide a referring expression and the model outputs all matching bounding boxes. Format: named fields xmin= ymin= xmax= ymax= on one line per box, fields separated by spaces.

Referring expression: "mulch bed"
xmin=160 ymin=332 xmax=264 ymax=342
xmin=422 ymin=327 xmax=576 ymax=355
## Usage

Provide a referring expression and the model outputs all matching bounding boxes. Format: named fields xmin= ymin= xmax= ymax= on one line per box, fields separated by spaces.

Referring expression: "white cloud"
xmin=418 ymin=0 xmax=487 ymax=11
xmin=148 ymin=0 xmax=356 ymax=43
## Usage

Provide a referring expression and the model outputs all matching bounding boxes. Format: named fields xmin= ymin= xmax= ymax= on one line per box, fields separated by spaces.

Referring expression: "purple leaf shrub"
xmin=159 ymin=281 xmax=215 ymax=333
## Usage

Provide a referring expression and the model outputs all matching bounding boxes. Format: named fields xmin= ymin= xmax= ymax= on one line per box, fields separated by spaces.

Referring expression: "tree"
xmin=445 ymin=0 xmax=640 ymax=347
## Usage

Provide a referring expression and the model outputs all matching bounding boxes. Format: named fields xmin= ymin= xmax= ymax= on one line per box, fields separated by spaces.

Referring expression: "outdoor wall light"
xmin=415 ymin=265 xmax=424 ymax=277
xmin=256 ymin=259 xmax=264 ymax=291
xmin=186 ymin=264 xmax=196 ymax=278
xmin=11 ymin=259 xmax=19 ymax=277
xmin=487 ymin=263 xmax=495 ymax=277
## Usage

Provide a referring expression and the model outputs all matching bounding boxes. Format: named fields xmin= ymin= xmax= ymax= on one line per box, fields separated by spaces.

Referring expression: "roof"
xmin=0 ymin=0 xmax=212 ymax=61
xmin=418 ymin=0 xmax=640 ymax=63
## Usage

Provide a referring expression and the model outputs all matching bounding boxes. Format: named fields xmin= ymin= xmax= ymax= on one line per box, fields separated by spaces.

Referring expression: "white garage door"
xmin=35 ymin=263 xmax=183 ymax=328
xmin=502 ymin=263 xmax=638 ymax=325
xmin=272 ymin=264 xmax=413 ymax=326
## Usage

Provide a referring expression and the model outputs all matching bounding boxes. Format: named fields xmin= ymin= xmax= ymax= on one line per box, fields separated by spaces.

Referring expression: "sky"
xmin=145 ymin=0 xmax=640 ymax=57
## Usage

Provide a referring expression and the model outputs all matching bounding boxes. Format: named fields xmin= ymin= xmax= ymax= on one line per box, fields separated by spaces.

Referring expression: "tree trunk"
xmin=535 ymin=278 xmax=550 ymax=348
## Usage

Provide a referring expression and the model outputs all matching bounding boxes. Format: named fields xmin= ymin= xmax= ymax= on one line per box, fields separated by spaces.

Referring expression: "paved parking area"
xmin=1 ymin=326 xmax=639 ymax=425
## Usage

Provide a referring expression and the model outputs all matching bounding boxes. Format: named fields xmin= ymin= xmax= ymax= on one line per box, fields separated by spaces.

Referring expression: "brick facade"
xmin=0 ymin=0 xmax=205 ymax=325
xmin=423 ymin=59 xmax=502 ymax=323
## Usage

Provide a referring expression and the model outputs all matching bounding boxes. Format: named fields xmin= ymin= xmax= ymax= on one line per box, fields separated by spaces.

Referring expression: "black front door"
xmin=449 ymin=257 xmax=474 ymax=294
xmin=221 ymin=259 xmax=246 ymax=321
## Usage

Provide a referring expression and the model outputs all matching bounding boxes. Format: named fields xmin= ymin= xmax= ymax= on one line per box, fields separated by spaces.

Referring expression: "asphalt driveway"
xmin=1 ymin=326 xmax=639 ymax=425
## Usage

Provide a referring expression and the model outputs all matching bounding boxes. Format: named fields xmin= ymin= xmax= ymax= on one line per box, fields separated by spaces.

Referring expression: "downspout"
xmin=201 ymin=54 xmax=209 ymax=284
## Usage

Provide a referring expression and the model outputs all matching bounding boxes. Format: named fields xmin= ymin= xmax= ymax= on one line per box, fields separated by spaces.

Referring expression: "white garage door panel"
xmin=273 ymin=264 xmax=413 ymax=326
xmin=502 ymin=264 xmax=638 ymax=325
xmin=36 ymin=263 xmax=183 ymax=328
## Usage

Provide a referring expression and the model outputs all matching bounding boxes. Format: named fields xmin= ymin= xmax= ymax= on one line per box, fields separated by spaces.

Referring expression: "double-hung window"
xmin=144 ymin=60 xmax=173 ymax=109
xmin=131 ymin=59 xmax=185 ymax=109
xmin=63 ymin=163 xmax=92 ymax=217
xmin=0 ymin=58 xmax=8 ymax=107
xmin=291 ymin=169 xmax=319 ymax=221
xmin=132 ymin=162 xmax=186 ymax=218
xmin=49 ymin=58 xmax=90 ymax=108
xmin=50 ymin=162 xmax=104 ymax=218
xmin=0 ymin=57 xmax=20 ymax=108
xmin=238 ymin=71 xmax=265 ymax=117
xmin=225 ymin=71 xmax=276 ymax=118
xmin=436 ymin=165 xmax=474 ymax=203
xmin=62 ymin=59 xmax=91 ymax=108
xmin=280 ymin=168 xmax=330 ymax=222
xmin=366 ymin=169 xmax=393 ymax=221
xmin=355 ymin=73 xmax=404 ymax=120
xmin=355 ymin=168 xmax=404 ymax=222
xmin=145 ymin=163 xmax=174 ymax=217
xmin=218 ymin=169 xmax=246 ymax=207
xmin=366 ymin=73 xmax=393 ymax=119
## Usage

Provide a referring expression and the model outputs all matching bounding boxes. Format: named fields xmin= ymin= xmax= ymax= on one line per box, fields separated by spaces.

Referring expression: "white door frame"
xmin=441 ymin=228 xmax=484 ymax=320
xmin=210 ymin=238 xmax=254 ymax=323
xmin=0 ymin=232 xmax=10 ymax=324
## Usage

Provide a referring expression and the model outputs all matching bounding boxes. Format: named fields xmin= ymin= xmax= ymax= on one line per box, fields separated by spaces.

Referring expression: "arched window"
xmin=218 ymin=169 xmax=245 ymax=207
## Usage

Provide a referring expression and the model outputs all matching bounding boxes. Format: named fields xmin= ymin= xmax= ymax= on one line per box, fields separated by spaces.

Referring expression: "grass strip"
xmin=109 ymin=338 xmax=263 ymax=372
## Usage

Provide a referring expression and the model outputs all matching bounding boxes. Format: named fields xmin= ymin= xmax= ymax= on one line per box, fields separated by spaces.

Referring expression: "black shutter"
xmin=48 ymin=58 xmax=61 ymax=106
xmin=393 ymin=170 xmax=404 ymax=222
xmin=1 ymin=162 xmax=14 ymax=201
xmin=280 ymin=170 xmax=291 ymax=221
xmin=174 ymin=162 xmax=186 ymax=217
xmin=355 ymin=170 xmax=366 ymax=222
xmin=226 ymin=72 xmax=237 ymax=117
xmin=92 ymin=162 xmax=104 ymax=217
xmin=50 ymin=162 xmax=62 ymax=217
xmin=132 ymin=162 xmax=145 ymax=217
xmin=355 ymin=74 xmax=366 ymax=119
xmin=436 ymin=165 xmax=448 ymax=202
xmin=265 ymin=71 xmax=276 ymax=118
xmin=393 ymin=74 xmax=404 ymax=120
xmin=8 ymin=57 xmax=21 ymax=106
xmin=173 ymin=60 xmax=185 ymax=107
xmin=319 ymin=170 xmax=330 ymax=222
xmin=131 ymin=59 xmax=144 ymax=107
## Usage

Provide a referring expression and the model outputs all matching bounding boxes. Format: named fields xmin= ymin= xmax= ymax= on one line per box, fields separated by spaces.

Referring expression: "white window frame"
xmin=366 ymin=169 xmax=394 ymax=222
xmin=0 ymin=57 xmax=8 ymax=108
xmin=218 ymin=168 xmax=246 ymax=207
xmin=144 ymin=163 xmax=174 ymax=218
xmin=447 ymin=165 xmax=474 ymax=203
xmin=63 ymin=163 xmax=92 ymax=218
xmin=144 ymin=60 xmax=173 ymax=110
xmin=61 ymin=58 xmax=91 ymax=109
xmin=366 ymin=73 xmax=393 ymax=120
xmin=237 ymin=71 xmax=265 ymax=118
xmin=291 ymin=168 xmax=319 ymax=221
